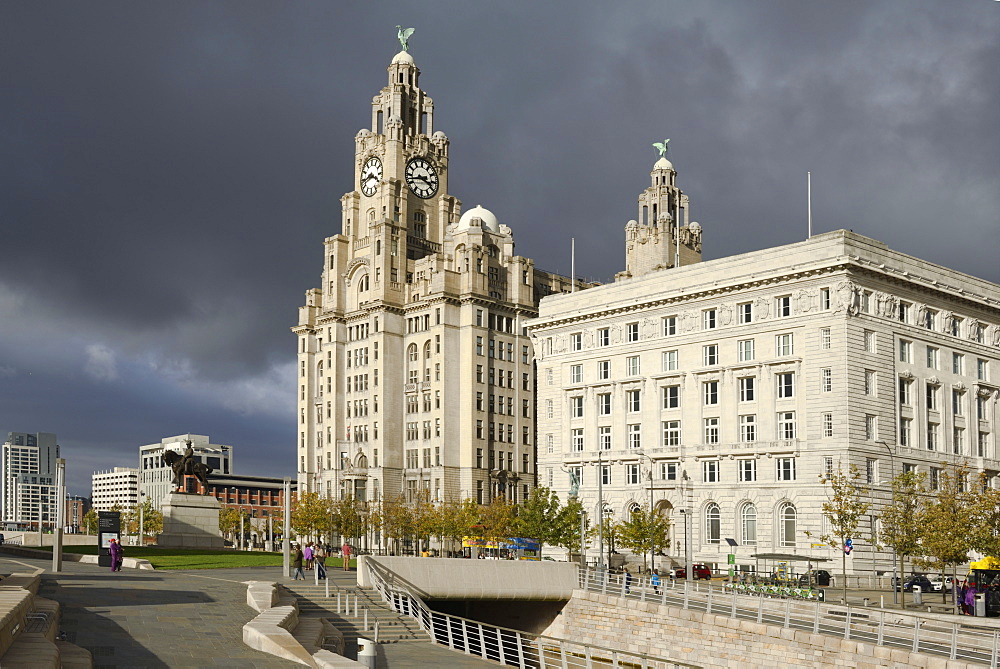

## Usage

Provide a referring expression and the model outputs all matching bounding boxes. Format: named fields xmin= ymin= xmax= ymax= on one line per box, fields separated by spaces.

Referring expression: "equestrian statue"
xmin=162 ymin=439 xmax=213 ymax=494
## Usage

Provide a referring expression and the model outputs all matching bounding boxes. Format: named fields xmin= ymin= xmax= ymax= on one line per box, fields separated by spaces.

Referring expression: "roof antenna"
xmin=571 ymin=238 xmax=576 ymax=293
xmin=807 ymin=171 xmax=812 ymax=239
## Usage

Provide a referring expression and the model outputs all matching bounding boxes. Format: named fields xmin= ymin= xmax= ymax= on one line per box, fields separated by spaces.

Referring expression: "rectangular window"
xmin=662 ymin=350 xmax=678 ymax=371
xmin=866 ymin=458 xmax=878 ymax=484
xmin=777 ymin=372 xmax=795 ymax=398
xmin=571 ymin=396 xmax=584 ymax=418
xmin=627 ymin=322 xmax=639 ymax=342
xmin=953 ymin=353 xmax=964 ymax=375
xmin=738 ymin=377 xmax=755 ymax=402
xmin=899 ymin=339 xmax=911 ymax=363
xmin=924 ymin=309 xmax=937 ymax=330
xmin=926 ymin=346 xmax=938 ymax=369
xmin=662 ymin=316 xmax=677 ymax=336
xmin=865 ymin=414 xmax=877 ymax=441
xmin=546 ymin=434 xmax=553 ymax=454
xmin=476 ymin=336 xmax=484 ymax=355
xmin=898 ymin=302 xmax=910 ymax=322
xmin=821 ymin=328 xmax=831 ymax=350
xmin=776 ymin=458 xmax=796 ymax=481
xmin=626 ymin=355 xmax=640 ymax=376
xmin=598 ymin=392 xmax=611 ymax=415
xmin=627 ymin=389 xmax=641 ymax=412
xmin=820 ymin=287 xmax=831 ymax=310
xmin=738 ymin=302 xmax=753 ymax=324
xmin=704 ymin=417 xmax=720 ymax=444
xmin=927 ymin=422 xmax=939 ymax=451
xmin=930 ymin=466 xmax=940 ymax=490
xmin=978 ymin=432 xmax=988 ymax=458
xmin=821 ymin=368 xmax=832 ymax=392
xmin=823 ymin=413 xmax=834 ymax=438
xmin=570 ymin=365 xmax=582 ymax=384
xmin=702 ymin=459 xmax=719 ymax=482
xmin=571 ymin=428 xmax=584 ymax=452
xmin=738 ymin=459 xmax=756 ymax=482
xmin=738 ymin=339 xmax=754 ymax=362
xmin=926 ymin=383 xmax=938 ymax=411
xmin=597 ymin=328 xmax=609 ymax=346
xmin=703 ymin=309 xmax=717 ymax=330
xmin=662 ymin=421 xmax=681 ymax=447
xmin=598 ymin=360 xmax=610 ymax=379
xmin=627 ymin=464 xmax=641 ymax=485
xmin=703 ymin=344 xmax=719 ymax=366
xmin=900 ymin=417 xmax=912 ymax=447
xmin=662 ymin=385 xmax=680 ymax=409
xmin=864 ymin=330 xmax=877 ymax=353
xmin=570 ymin=332 xmax=582 ymax=351
xmin=739 ymin=414 xmax=757 ymax=442
xmin=628 ymin=424 xmax=641 ymax=449
xmin=545 ymin=399 xmax=553 ymax=419
xmin=777 ymin=411 xmax=797 ymax=439
xmin=776 ymin=295 xmax=791 ymax=317
xmin=865 ymin=370 xmax=877 ymax=396
xmin=776 ymin=333 xmax=794 ymax=356
xmin=978 ymin=359 xmax=989 ymax=381
xmin=599 ymin=426 xmax=612 ymax=451
xmin=898 ymin=378 xmax=911 ymax=405
xmin=953 ymin=427 xmax=964 ymax=455
xmin=953 ymin=389 xmax=964 ymax=416
xmin=704 ymin=381 xmax=719 ymax=405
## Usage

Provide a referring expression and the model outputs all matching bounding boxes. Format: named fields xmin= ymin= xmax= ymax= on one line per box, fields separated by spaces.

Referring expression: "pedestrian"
xmin=651 ymin=570 xmax=661 ymax=595
xmin=304 ymin=542 xmax=314 ymax=570
xmin=291 ymin=544 xmax=305 ymax=580
xmin=624 ymin=567 xmax=633 ymax=594
xmin=315 ymin=545 xmax=327 ymax=580
xmin=963 ymin=581 xmax=977 ymax=616
xmin=109 ymin=537 xmax=123 ymax=572
xmin=341 ymin=542 xmax=352 ymax=571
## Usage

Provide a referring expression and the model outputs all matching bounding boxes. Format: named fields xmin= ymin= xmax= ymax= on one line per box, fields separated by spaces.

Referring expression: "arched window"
xmin=628 ymin=502 xmax=641 ymax=516
xmin=705 ymin=503 xmax=721 ymax=544
xmin=423 ymin=341 xmax=432 ymax=359
xmin=407 ymin=344 xmax=418 ymax=363
xmin=741 ymin=503 xmax=757 ymax=546
xmin=375 ymin=240 xmax=381 ymax=255
xmin=779 ymin=503 xmax=796 ymax=547
xmin=367 ymin=209 xmax=376 ymax=223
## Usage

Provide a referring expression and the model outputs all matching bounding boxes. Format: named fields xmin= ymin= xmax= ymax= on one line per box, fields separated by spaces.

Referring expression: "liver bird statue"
xmin=652 ymin=139 xmax=670 ymax=157
xmin=396 ymin=25 xmax=415 ymax=51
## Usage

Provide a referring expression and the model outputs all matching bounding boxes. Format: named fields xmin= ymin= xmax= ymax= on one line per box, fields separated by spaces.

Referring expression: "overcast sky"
xmin=2 ymin=1 xmax=997 ymax=496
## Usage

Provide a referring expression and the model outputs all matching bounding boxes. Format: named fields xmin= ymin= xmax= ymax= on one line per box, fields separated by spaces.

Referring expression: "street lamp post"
xmin=681 ymin=469 xmax=692 ymax=582
xmin=52 ymin=458 xmax=65 ymax=573
xmin=282 ymin=477 xmax=291 ymax=578
xmin=637 ymin=452 xmax=655 ymax=573
xmin=138 ymin=491 xmax=146 ymax=548
xmin=877 ymin=440 xmax=898 ymax=605
xmin=596 ymin=450 xmax=605 ymax=570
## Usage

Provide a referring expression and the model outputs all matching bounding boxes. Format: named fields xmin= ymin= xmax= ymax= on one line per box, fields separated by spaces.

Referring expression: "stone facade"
xmin=529 ymin=227 xmax=1000 ymax=575
xmin=293 ymin=49 xmax=589 ymax=505
xmin=158 ymin=491 xmax=224 ymax=549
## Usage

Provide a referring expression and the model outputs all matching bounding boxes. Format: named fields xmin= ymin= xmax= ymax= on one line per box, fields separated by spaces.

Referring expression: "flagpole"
xmin=571 ymin=237 xmax=575 ymax=293
xmin=807 ymin=171 xmax=812 ymax=238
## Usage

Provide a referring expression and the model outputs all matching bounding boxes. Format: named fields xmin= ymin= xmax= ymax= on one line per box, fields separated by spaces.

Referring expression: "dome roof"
xmin=391 ymin=50 xmax=414 ymax=65
xmin=456 ymin=205 xmax=500 ymax=233
xmin=689 ymin=221 xmax=701 ymax=231
xmin=654 ymin=157 xmax=674 ymax=171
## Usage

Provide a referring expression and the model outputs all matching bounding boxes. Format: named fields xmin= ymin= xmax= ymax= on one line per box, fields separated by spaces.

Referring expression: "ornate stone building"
xmin=530 ymin=179 xmax=1000 ymax=575
xmin=293 ymin=47 xmax=587 ymax=504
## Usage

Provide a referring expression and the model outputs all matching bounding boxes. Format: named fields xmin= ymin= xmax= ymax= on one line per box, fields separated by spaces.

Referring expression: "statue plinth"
xmin=158 ymin=491 xmax=224 ymax=549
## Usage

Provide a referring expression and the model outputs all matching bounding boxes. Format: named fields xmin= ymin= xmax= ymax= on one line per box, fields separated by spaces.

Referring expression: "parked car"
xmin=896 ymin=575 xmax=934 ymax=592
xmin=674 ymin=564 xmax=712 ymax=580
xmin=797 ymin=570 xmax=832 ymax=586
xmin=928 ymin=575 xmax=956 ymax=593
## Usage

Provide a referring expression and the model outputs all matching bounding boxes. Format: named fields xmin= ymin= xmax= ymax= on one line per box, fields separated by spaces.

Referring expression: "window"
xmin=821 ymin=368 xmax=832 ymax=392
xmin=978 ymin=432 xmax=988 ymax=458
xmin=662 ymin=462 xmax=678 ymax=480
xmin=899 ymin=378 xmax=912 ymax=405
xmin=662 ymin=385 xmax=680 ymax=409
xmin=865 ymin=415 xmax=877 ymax=441
xmin=628 ymin=424 xmax=641 ymax=449
xmin=626 ymin=464 xmax=641 ymax=485
xmin=626 ymin=356 xmax=640 ymax=376
xmin=927 ymin=422 xmax=939 ymax=451
xmin=777 ymin=457 xmax=796 ymax=481
xmin=978 ymin=359 xmax=989 ymax=381
xmin=777 ymin=372 xmax=795 ymax=398
xmin=776 ymin=333 xmax=794 ymax=356
xmin=740 ymin=414 xmax=757 ymax=442
xmin=703 ymin=344 xmax=719 ymax=366
xmin=570 ymin=365 xmax=582 ymax=384
xmin=952 ymin=353 xmax=964 ymax=375
xmin=953 ymin=427 xmax=964 ymax=455
xmin=953 ymin=389 xmax=964 ymax=416
xmin=705 ymin=503 xmax=721 ymax=543
xmin=861 ymin=290 xmax=871 ymax=313
xmin=571 ymin=396 xmax=584 ymax=418
xmin=627 ymin=389 xmax=641 ymax=412
xmin=599 ymin=426 xmax=611 ymax=451
xmin=703 ymin=381 xmax=719 ymax=405
xmin=662 ymin=316 xmax=677 ymax=336
xmin=598 ymin=393 xmax=611 ymax=415
xmin=978 ymin=396 xmax=987 ymax=420
xmin=825 ymin=457 xmax=835 ymax=477
xmin=823 ymin=413 xmax=834 ymax=438
xmin=820 ymin=287 xmax=831 ymax=310
xmin=738 ymin=339 xmax=754 ymax=362
xmin=739 ymin=377 xmax=755 ymax=402
xmin=741 ymin=504 xmax=757 ymax=545
xmin=926 ymin=383 xmax=938 ymax=411
xmin=597 ymin=328 xmax=609 ymax=346
xmin=738 ymin=459 xmax=756 ymax=483
xmin=929 ymin=467 xmax=940 ymax=490
xmin=898 ymin=302 xmax=910 ymax=322
xmin=738 ymin=302 xmax=753 ymax=324
xmin=545 ymin=399 xmax=553 ymax=418
xmin=704 ymin=417 xmax=720 ymax=444
xmin=926 ymin=346 xmax=938 ymax=369
xmin=864 ymin=330 xmax=877 ymax=353
xmin=571 ymin=429 xmax=584 ymax=452
xmin=546 ymin=434 xmax=553 ymax=454
xmin=779 ymin=504 xmax=797 ymax=547
xmin=475 ymin=336 xmax=484 ymax=356
xmin=865 ymin=370 xmax=877 ymax=396
xmin=924 ymin=309 xmax=937 ymax=330
xmin=627 ymin=322 xmax=639 ymax=342
xmin=776 ymin=295 xmax=791 ymax=317
xmin=821 ymin=328 xmax=831 ymax=350
xmin=900 ymin=417 xmax=912 ymax=447
xmin=777 ymin=411 xmax=796 ymax=439
xmin=601 ymin=465 xmax=611 ymax=485
xmin=703 ymin=460 xmax=719 ymax=483
xmin=662 ymin=350 xmax=678 ymax=371
xmin=570 ymin=332 xmax=582 ymax=351
xmin=662 ymin=421 xmax=681 ymax=447
xmin=598 ymin=360 xmax=610 ymax=379
xmin=703 ymin=309 xmax=717 ymax=330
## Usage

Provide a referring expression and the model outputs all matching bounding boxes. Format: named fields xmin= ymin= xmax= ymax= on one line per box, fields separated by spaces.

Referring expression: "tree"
xmin=379 ymin=496 xmax=413 ymax=555
xmin=551 ymin=496 xmax=588 ymax=554
xmin=136 ymin=498 xmax=163 ymax=539
xmin=616 ymin=506 xmax=670 ymax=572
xmin=410 ymin=491 xmax=437 ymax=553
xmin=917 ymin=463 xmax=975 ymax=602
xmin=878 ymin=469 xmax=927 ymax=610
xmin=82 ymin=509 xmax=99 ymax=535
xmin=814 ymin=465 xmax=871 ymax=604
xmin=331 ymin=496 xmax=368 ymax=544
xmin=512 ymin=487 xmax=563 ymax=546
xmin=438 ymin=499 xmax=479 ymax=555
xmin=219 ymin=507 xmax=242 ymax=542
xmin=291 ymin=491 xmax=331 ymax=541
xmin=477 ymin=497 xmax=515 ymax=545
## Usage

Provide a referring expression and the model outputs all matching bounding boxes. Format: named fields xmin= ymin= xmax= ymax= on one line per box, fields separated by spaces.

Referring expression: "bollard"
xmin=912 ymin=585 xmax=922 ymax=606
xmin=863 ymin=598 xmax=870 ymax=607
xmin=357 ymin=638 xmax=376 ymax=668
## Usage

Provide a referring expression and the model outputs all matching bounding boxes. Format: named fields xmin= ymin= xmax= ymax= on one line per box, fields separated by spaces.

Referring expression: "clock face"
xmin=405 ymin=157 xmax=439 ymax=199
xmin=360 ymin=157 xmax=382 ymax=197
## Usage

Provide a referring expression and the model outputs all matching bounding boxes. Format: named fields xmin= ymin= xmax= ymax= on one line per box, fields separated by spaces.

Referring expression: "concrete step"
xmin=282 ymin=583 xmax=429 ymax=644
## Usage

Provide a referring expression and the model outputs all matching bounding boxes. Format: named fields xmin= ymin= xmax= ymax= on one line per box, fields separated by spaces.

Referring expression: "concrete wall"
xmin=543 ymin=590 xmax=982 ymax=668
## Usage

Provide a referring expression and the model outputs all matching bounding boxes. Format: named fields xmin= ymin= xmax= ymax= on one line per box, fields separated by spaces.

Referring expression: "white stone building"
xmin=90 ymin=467 xmax=138 ymax=512
xmin=529 ymin=165 xmax=1000 ymax=575
xmin=293 ymin=47 xmax=589 ymax=505
xmin=138 ymin=434 xmax=233 ymax=505
xmin=1 ymin=432 xmax=60 ymax=528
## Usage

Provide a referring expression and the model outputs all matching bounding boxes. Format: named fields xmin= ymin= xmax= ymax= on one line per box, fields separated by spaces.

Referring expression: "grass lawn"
xmin=35 ymin=545 xmax=288 ymax=570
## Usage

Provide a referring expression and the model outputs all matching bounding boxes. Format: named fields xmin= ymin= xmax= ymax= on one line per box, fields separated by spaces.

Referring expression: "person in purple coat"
xmin=109 ymin=538 xmax=123 ymax=572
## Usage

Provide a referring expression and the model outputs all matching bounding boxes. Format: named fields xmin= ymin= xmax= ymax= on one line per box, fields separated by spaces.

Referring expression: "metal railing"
xmin=364 ymin=558 xmax=700 ymax=669
xmin=578 ymin=568 xmax=1000 ymax=668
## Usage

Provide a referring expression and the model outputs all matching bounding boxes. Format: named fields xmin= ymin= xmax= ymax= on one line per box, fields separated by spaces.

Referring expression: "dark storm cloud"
xmin=1 ymin=1 xmax=996 ymax=494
